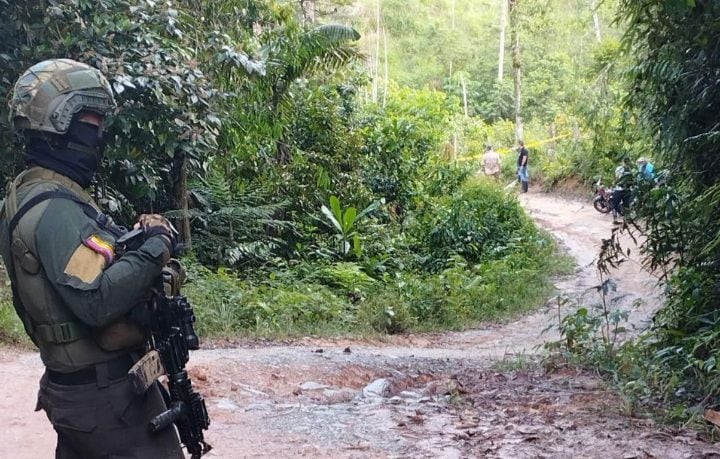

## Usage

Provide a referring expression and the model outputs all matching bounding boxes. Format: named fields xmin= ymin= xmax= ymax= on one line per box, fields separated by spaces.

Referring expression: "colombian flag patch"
xmin=84 ymin=235 xmax=115 ymax=264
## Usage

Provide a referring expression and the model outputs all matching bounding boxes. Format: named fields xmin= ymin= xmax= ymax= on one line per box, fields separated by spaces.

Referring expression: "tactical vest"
xmin=0 ymin=167 xmax=143 ymax=372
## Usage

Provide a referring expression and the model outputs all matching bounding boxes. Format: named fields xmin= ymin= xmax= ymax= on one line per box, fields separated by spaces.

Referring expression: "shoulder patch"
xmin=64 ymin=244 xmax=106 ymax=284
xmin=84 ymin=234 xmax=115 ymax=265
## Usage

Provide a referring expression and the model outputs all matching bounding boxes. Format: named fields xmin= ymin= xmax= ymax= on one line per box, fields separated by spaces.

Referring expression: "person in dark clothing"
xmin=610 ymin=164 xmax=633 ymax=224
xmin=516 ymin=141 xmax=529 ymax=193
xmin=0 ymin=59 xmax=184 ymax=458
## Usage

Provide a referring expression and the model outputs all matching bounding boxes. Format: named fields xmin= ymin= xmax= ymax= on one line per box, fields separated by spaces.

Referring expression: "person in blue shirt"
xmin=637 ymin=157 xmax=655 ymax=180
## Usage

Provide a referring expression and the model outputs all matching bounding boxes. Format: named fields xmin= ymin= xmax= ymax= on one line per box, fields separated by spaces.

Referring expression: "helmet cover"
xmin=9 ymin=58 xmax=117 ymax=135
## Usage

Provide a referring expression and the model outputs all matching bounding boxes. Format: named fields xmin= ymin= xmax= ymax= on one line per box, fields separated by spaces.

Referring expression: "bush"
xmin=410 ymin=180 xmax=536 ymax=271
xmin=357 ymin=292 xmax=415 ymax=334
xmin=185 ymin=260 xmax=355 ymax=338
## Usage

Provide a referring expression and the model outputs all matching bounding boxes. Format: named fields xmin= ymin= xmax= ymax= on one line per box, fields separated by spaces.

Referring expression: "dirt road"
xmin=1 ymin=192 xmax=717 ymax=458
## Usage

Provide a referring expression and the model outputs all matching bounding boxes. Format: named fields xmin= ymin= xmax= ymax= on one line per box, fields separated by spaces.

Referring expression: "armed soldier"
xmin=0 ymin=59 xmax=185 ymax=458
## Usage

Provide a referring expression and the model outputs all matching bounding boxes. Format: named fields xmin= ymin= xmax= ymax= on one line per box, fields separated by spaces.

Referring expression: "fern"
xmin=175 ymin=172 xmax=294 ymax=267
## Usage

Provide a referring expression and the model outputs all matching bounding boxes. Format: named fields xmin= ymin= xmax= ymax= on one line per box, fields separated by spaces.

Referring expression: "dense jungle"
xmin=2 ymin=0 xmax=720 ymax=457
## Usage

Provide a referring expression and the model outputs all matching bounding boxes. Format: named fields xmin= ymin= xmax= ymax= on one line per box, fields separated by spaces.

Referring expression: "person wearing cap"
xmin=637 ymin=157 xmax=655 ymax=180
xmin=0 ymin=59 xmax=183 ymax=458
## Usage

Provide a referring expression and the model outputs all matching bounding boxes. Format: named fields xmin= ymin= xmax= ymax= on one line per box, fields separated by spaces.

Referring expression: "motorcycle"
xmin=593 ymin=179 xmax=612 ymax=214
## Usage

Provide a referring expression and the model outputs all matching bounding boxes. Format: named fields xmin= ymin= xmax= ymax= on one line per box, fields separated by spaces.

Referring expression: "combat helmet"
xmin=8 ymin=58 xmax=116 ymax=135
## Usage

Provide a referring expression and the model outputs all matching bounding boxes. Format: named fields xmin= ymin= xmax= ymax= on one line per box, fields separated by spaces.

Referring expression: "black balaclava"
xmin=25 ymin=118 xmax=104 ymax=188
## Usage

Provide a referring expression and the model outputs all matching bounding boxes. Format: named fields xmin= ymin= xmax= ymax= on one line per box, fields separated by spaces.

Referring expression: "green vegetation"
xmin=0 ymin=1 xmax=574 ymax=343
xmin=534 ymin=0 xmax=720 ymax=427
xmin=339 ymin=0 xmax=631 ymax=188
xmin=8 ymin=0 xmax=720 ymax=427
xmin=186 ymin=180 xmax=570 ymax=338
xmin=1 ymin=0 xmax=719 ymax=435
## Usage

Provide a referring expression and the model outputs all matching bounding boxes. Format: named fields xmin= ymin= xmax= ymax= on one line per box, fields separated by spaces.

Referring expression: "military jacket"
xmin=0 ymin=167 xmax=170 ymax=372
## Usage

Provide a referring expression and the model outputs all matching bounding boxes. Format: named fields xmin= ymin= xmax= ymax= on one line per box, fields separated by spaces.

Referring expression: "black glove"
xmin=145 ymin=225 xmax=177 ymax=255
xmin=137 ymin=214 xmax=179 ymax=257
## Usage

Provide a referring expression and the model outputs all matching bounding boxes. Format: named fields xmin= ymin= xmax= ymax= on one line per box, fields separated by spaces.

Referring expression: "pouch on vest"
xmin=11 ymin=237 xmax=40 ymax=273
xmin=93 ymin=317 xmax=147 ymax=352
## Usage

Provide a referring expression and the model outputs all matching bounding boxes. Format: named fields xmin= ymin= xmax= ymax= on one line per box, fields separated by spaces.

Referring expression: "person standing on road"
xmin=0 ymin=59 xmax=184 ymax=458
xmin=516 ymin=141 xmax=529 ymax=193
xmin=482 ymin=145 xmax=501 ymax=181
xmin=611 ymin=163 xmax=633 ymax=224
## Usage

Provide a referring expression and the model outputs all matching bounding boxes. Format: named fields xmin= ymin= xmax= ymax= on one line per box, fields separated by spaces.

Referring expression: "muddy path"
xmin=1 ymin=192 xmax=717 ymax=458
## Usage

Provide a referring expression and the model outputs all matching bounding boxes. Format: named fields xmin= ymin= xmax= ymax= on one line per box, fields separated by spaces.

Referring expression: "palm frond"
xmin=309 ymin=24 xmax=361 ymax=43
xmin=285 ymin=24 xmax=361 ymax=81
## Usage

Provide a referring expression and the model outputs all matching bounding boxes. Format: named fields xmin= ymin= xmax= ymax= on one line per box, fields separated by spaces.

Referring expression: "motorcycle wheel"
xmin=593 ymin=196 xmax=611 ymax=214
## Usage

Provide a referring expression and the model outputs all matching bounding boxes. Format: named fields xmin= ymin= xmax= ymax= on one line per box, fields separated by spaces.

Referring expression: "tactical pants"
xmin=37 ymin=373 xmax=184 ymax=459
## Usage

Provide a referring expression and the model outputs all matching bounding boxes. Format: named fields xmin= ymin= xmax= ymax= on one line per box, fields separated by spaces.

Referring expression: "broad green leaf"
xmin=353 ymin=234 xmax=362 ymax=258
xmin=320 ymin=205 xmax=343 ymax=233
xmin=342 ymin=206 xmax=357 ymax=233
xmin=329 ymin=196 xmax=342 ymax=222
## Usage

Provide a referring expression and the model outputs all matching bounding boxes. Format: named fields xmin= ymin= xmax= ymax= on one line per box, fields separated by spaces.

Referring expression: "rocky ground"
xmin=2 ymin=191 xmax=718 ymax=458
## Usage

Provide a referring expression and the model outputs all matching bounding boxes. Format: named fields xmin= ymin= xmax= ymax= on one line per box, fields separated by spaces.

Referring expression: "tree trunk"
xmin=572 ymin=118 xmax=581 ymax=148
xmin=372 ymin=0 xmax=381 ymax=103
xmin=590 ymin=0 xmax=602 ymax=42
xmin=174 ymin=153 xmax=192 ymax=248
xmin=461 ymin=74 xmax=468 ymax=117
xmin=271 ymin=89 xmax=292 ymax=164
xmin=498 ymin=0 xmax=508 ymax=81
xmin=453 ymin=133 xmax=458 ymax=161
xmin=383 ymin=26 xmax=389 ymax=107
xmin=510 ymin=0 xmax=523 ymax=141
xmin=451 ymin=0 xmax=456 ymax=29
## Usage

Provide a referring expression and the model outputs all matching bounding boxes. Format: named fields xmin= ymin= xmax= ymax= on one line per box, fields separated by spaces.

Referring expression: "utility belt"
xmin=46 ymin=354 xmax=135 ymax=386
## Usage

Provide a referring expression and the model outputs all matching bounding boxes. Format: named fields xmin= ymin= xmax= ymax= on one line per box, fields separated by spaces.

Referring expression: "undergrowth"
xmin=542 ymin=225 xmax=719 ymax=432
xmin=0 ymin=182 xmax=571 ymax=346
xmin=186 ymin=182 xmax=573 ymax=339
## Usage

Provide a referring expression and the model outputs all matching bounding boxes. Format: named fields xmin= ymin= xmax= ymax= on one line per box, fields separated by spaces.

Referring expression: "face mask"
xmin=67 ymin=120 xmax=104 ymax=153
xmin=24 ymin=119 xmax=105 ymax=188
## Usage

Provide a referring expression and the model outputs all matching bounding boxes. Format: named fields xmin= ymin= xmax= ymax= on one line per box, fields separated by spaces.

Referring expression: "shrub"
xmin=410 ymin=180 xmax=535 ymax=271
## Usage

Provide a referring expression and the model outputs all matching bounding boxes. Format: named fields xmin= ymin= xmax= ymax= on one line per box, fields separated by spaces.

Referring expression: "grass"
xmin=184 ymin=229 xmax=574 ymax=340
xmin=492 ymin=351 xmax=537 ymax=372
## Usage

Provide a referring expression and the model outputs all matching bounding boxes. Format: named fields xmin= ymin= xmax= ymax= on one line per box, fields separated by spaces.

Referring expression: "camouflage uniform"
xmin=0 ymin=60 xmax=184 ymax=458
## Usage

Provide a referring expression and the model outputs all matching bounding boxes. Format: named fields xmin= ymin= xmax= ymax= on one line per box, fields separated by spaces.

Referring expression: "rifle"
xmin=117 ymin=228 xmax=212 ymax=458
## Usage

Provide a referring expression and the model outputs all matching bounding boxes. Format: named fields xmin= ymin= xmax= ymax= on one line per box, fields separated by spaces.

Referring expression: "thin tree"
xmin=461 ymin=74 xmax=468 ymax=117
xmin=498 ymin=0 xmax=508 ymax=81
xmin=372 ymin=0 xmax=381 ymax=102
xmin=590 ymin=0 xmax=601 ymax=42
xmin=383 ymin=26 xmax=388 ymax=107
xmin=451 ymin=0 xmax=456 ymax=29
xmin=509 ymin=0 xmax=523 ymax=141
